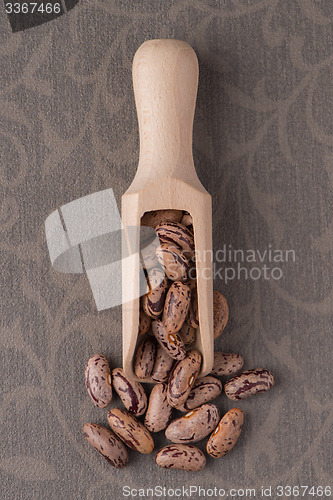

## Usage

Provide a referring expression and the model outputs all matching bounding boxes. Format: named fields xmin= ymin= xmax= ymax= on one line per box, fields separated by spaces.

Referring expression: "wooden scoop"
xmin=122 ymin=39 xmax=213 ymax=381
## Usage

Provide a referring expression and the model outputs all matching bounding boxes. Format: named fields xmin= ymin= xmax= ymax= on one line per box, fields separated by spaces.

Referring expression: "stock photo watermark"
xmin=183 ymin=244 xmax=296 ymax=284
xmin=45 ymin=188 xmax=296 ymax=310
xmin=203 ymin=244 xmax=295 ymax=284
xmin=122 ymin=484 xmax=331 ymax=498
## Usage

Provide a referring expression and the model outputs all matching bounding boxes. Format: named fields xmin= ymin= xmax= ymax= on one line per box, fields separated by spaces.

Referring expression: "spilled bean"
xmin=107 ymin=408 xmax=154 ymax=454
xmin=211 ymin=352 xmax=244 ymax=377
xmin=165 ymin=403 xmax=220 ymax=444
xmin=155 ymin=444 xmax=206 ymax=471
xmin=224 ymin=369 xmax=275 ymax=400
xmin=145 ymin=383 xmax=172 ymax=433
xmin=83 ymin=423 xmax=128 ymax=468
xmin=177 ymin=376 xmax=222 ymax=412
xmin=186 ymin=287 xmax=199 ymax=328
xmin=207 ymin=408 xmax=244 ymax=458
xmin=112 ymin=367 xmax=147 ymax=415
xmin=134 ymin=338 xmax=157 ymax=379
xmin=213 ymin=291 xmax=229 ymax=339
xmin=85 ymin=354 xmax=112 ymax=408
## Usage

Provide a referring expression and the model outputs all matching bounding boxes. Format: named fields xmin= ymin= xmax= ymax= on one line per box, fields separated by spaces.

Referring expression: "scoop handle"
xmin=132 ymin=39 xmax=199 ymax=184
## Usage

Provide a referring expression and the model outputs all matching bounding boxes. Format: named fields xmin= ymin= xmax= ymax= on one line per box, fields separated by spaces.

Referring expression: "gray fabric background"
xmin=1 ymin=1 xmax=332 ymax=499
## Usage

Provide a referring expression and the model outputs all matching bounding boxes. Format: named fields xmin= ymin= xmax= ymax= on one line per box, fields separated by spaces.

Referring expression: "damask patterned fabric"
xmin=1 ymin=1 xmax=332 ymax=499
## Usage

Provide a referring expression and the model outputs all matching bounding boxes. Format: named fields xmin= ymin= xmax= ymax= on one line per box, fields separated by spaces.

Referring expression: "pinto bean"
xmin=207 ymin=408 xmax=244 ymax=458
xmin=165 ymin=404 xmax=220 ymax=444
xmin=186 ymin=287 xmax=199 ymax=328
xmin=144 ymin=383 xmax=173 ymax=433
xmin=167 ymin=349 xmax=202 ymax=408
xmin=155 ymin=444 xmax=206 ymax=471
xmin=224 ymin=369 xmax=275 ymax=400
xmin=151 ymin=344 xmax=175 ymax=383
xmin=107 ymin=408 xmax=154 ymax=454
xmin=134 ymin=338 xmax=157 ymax=379
xmin=152 ymin=320 xmax=186 ymax=361
xmin=213 ymin=291 xmax=229 ymax=339
xmin=83 ymin=423 xmax=128 ymax=468
xmin=112 ymin=367 xmax=147 ymax=416
xmin=155 ymin=221 xmax=195 ymax=259
xmin=176 ymin=376 xmax=222 ymax=412
xmin=156 ymin=243 xmax=189 ymax=281
xmin=142 ymin=267 xmax=169 ymax=319
xmin=138 ymin=308 xmax=151 ymax=335
xmin=85 ymin=354 xmax=112 ymax=408
xmin=210 ymin=352 xmax=244 ymax=376
xmin=162 ymin=281 xmax=191 ymax=334
xmin=141 ymin=210 xmax=183 ymax=229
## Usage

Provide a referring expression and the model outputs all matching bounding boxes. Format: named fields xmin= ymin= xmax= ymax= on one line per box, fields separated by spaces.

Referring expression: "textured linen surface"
xmin=1 ymin=1 xmax=332 ymax=499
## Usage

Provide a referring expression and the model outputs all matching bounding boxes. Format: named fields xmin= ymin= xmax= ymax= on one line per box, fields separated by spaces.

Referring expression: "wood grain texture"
xmin=122 ymin=39 xmax=213 ymax=381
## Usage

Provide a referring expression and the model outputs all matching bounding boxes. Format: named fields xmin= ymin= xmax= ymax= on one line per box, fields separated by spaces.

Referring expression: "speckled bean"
xmin=107 ymin=408 xmax=154 ymax=454
xmin=85 ymin=354 xmax=112 ymax=408
xmin=165 ymin=403 xmax=220 ymax=444
xmin=162 ymin=281 xmax=191 ymax=334
xmin=83 ymin=423 xmax=128 ymax=468
xmin=186 ymin=287 xmax=199 ymax=328
xmin=155 ymin=221 xmax=195 ymax=258
xmin=207 ymin=408 xmax=244 ymax=458
xmin=156 ymin=243 xmax=189 ymax=281
xmin=134 ymin=338 xmax=157 ymax=379
xmin=180 ymin=213 xmax=193 ymax=233
xmin=224 ymin=369 xmax=275 ymax=400
xmin=151 ymin=345 xmax=175 ymax=383
xmin=155 ymin=444 xmax=206 ymax=471
xmin=213 ymin=291 xmax=229 ymax=339
xmin=167 ymin=349 xmax=202 ymax=408
xmin=138 ymin=308 xmax=151 ymax=335
xmin=152 ymin=320 xmax=186 ymax=361
xmin=178 ymin=323 xmax=196 ymax=348
xmin=177 ymin=376 xmax=222 ymax=412
xmin=211 ymin=352 xmax=244 ymax=376
xmin=112 ymin=367 xmax=147 ymax=415
xmin=144 ymin=383 xmax=173 ymax=433
xmin=142 ymin=267 xmax=169 ymax=319
xmin=141 ymin=210 xmax=183 ymax=229
xmin=140 ymin=236 xmax=159 ymax=270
